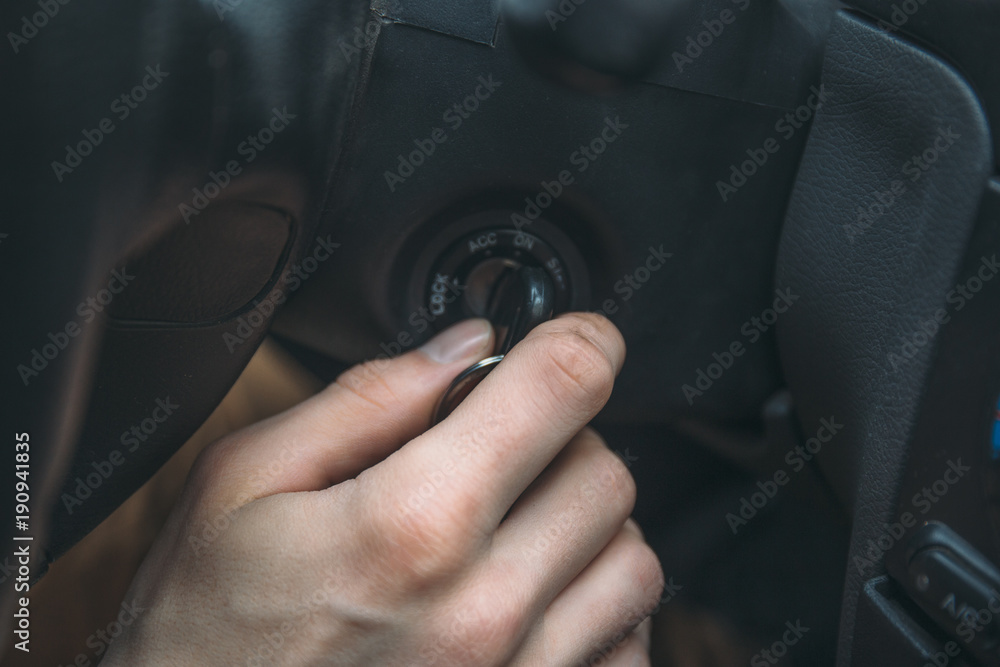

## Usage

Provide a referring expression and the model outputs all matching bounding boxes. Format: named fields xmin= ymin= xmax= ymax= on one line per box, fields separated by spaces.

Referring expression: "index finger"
xmin=374 ymin=312 xmax=626 ymax=532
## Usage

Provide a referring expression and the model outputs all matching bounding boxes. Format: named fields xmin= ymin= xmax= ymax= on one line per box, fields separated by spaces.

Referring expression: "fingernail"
xmin=419 ymin=319 xmax=492 ymax=364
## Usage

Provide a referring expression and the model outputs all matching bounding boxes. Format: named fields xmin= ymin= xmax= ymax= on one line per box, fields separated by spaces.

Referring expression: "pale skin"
xmin=102 ymin=312 xmax=664 ymax=666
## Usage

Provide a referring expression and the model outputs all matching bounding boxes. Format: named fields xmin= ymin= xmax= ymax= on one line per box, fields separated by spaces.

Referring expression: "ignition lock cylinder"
xmin=423 ymin=228 xmax=572 ymax=332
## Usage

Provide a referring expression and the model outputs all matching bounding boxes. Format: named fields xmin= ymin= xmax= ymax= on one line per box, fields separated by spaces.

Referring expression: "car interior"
xmin=5 ymin=0 xmax=1000 ymax=664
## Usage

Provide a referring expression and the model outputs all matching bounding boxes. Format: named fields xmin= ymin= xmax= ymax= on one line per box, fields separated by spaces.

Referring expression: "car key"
xmin=432 ymin=265 xmax=555 ymax=424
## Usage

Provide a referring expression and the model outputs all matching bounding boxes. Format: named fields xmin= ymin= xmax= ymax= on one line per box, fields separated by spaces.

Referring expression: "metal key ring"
xmin=432 ymin=354 xmax=504 ymax=425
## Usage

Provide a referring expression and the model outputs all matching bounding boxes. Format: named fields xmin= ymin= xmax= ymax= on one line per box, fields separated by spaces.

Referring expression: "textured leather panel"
xmin=847 ymin=0 xmax=1000 ymax=171
xmin=109 ymin=204 xmax=292 ymax=324
xmin=272 ymin=19 xmax=809 ymax=424
xmin=642 ymin=0 xmax=838 ymax=109
xmin=373 ymin=0 xmax=500 ymax=45
xmin=3 ymin=0 xmax=370 ymax=578
xmin=773 ymin=11 xmax=992 ymax=665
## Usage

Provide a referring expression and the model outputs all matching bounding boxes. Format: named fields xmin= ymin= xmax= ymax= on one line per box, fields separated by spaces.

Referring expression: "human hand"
xmin=101 ymin=313 xmax=664 ymax=666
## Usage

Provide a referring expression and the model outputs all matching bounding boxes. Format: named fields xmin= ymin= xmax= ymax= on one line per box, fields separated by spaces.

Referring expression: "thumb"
xmin=204 ymin=319 xmax=494 ymax=500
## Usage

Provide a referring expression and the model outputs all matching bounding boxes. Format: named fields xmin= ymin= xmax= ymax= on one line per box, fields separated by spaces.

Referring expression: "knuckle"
xmin=623 ymin=539 xmax=665 ymax=612
xmin=585 ymin=445 xmax=637 ymax=517
xmin=186 ymin=436 xmax=239 ymax=493
xmin=364 ymin=491 xmax=477 ymax=586
xmin=468 ymin=606 xmax=523 ymax=661
xmin=555 ymin=311 xmax=621 ymax=345
xmin=334 ymin=358 xmax=399 ymax=412
xmin=437 ymin=585 xmax=525 ymax=663
xmin=533 ymin=324 xmax=616 ymax=415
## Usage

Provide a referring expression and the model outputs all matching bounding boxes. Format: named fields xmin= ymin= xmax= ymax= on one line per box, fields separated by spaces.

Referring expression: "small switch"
xmin=893 ymin=522 xmax=1000 ymax=666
